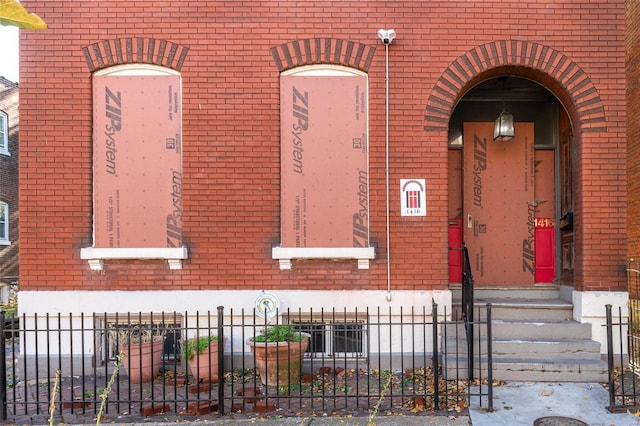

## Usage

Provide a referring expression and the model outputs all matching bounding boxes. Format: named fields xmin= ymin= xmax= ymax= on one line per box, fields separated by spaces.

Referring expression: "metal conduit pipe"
xmin=377 ymin=29 xmax=396 ymax=302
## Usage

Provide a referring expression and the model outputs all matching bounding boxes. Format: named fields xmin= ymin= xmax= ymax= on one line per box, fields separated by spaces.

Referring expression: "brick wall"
xmin=628 ymin=0 xmax=640 ymax=259
xmin=18 ymin=1 xmax=627 ymax=292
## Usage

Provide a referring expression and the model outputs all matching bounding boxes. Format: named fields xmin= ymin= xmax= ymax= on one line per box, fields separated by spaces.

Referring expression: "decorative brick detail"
xmin=424 ymin=40 xmax=606 ymax=134
xmin=82 ymin=38 xmax=189 ymax=72
xmin=270 ymin=38 xmax=375 ymax=72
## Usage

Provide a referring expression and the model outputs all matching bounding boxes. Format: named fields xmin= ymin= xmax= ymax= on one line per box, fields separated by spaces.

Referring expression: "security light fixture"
xmin=377 ymin=29 xmax=396 ymax=45
xmin=493 ymin=77 xmax=515 ymax=141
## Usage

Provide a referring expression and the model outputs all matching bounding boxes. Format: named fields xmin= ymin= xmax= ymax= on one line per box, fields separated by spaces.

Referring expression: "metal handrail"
xmin=461 ymin=243 xmax=474 ymax=379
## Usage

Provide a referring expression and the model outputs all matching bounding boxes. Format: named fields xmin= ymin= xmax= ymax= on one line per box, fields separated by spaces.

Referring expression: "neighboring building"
xmin=18 ymin=1 xmax=627 ymax=375
xmin=0 ymin=76 xmax=18 ymax=302
xmin=628 ymin=0 xmax=640 ymax=259
xmin=627 ymin=0 xmax=640 ymax=365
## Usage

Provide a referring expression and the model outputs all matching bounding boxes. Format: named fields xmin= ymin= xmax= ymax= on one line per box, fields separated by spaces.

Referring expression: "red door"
xmin=449 ymin=218 xmax=463 ymax=283
xmin=534 ymin=150 xmax=556 ymax=283
xmin=448 ymin=150 xmax=463 ymax=283
xmin=535 ymin=221 xmax=555 ymax=282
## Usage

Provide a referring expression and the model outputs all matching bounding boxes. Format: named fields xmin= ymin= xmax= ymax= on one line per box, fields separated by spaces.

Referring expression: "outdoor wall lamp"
xmin=493 ymin=77 xmax=514 ymax=141
xmin=493 ymin=108 xmax=515 ymax=141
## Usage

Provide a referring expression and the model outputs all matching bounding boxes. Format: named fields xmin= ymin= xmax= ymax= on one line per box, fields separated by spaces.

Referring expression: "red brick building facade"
xmin=18 ymin=1 xmax=627 ymax=354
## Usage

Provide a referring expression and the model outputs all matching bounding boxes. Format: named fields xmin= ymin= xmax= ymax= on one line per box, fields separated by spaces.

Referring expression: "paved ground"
xmin=468 ymin=382 xmax=640 ymax=426
xmin=7 ymin=415 xmax=471 ymax=425
xmin=7 ymin=381 xmax=640 ymax=425
xmin=170 ymin=416 xmax=471 ymax=425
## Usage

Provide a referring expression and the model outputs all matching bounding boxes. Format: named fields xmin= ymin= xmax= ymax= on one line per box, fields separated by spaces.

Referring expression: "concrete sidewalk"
xmin=196 ymin=382 xmax=640 ymax=425
xmin=469 ymin=382 xmax=640 ymax=425
xmin=188 ymin=416 xmax=470 ymax=425
xmin=90 ymin=416 xmax=471 ymax=425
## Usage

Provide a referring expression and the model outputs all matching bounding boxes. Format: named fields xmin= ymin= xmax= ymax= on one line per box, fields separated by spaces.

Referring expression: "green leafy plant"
xmin=182 ymin=335 xmax=219 ymax=360
xmin=0 ymin=303 xmax=17 ymax=318
xmin=253 ymin=324 xmax=305 ymax=343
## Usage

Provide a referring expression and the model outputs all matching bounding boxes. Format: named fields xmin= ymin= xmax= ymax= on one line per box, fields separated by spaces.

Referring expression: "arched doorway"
xmin=447 ymin=76 xmax=571 ymax=286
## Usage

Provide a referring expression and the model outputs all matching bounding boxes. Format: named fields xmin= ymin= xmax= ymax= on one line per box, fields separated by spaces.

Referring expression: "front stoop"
xmin=444 ymin=285 xmax=608 ymax=382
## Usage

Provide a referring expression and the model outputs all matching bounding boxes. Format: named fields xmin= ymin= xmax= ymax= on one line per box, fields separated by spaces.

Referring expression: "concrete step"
xmin=443 ymin=337 xmax=603 ymax=360
xmin=493 ymin=319 xmax=593 ymax=340
xmin=443 ymin=356 xmax=608 ymax=382
xmin=445 ymin=285 xmax=607 ymax=382
xmin=444 ymin=319 xmax=594 ymax=340
xmin=452 ymin=298 xmax=574 ymax=321
xmin=449 ymin=284 xmax=561 ymax=301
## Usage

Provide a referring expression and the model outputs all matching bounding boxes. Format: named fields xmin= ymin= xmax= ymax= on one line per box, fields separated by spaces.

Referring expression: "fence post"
xmin=0 ymin=310 xmax=6 ymax=421
xmin=217 ymin=305 xmax=225 ymax=415
xmin=605 ymin=304 xmax=615 ymax=411
xmin=431 ymin=300 xmax=439 ymax=411
xmin=486 ymin=303 xmax=493 ymax=412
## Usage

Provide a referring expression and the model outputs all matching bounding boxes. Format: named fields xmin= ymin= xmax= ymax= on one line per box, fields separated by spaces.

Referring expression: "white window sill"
xmin=80 ymin=247 xmax=188 ymax=270
xmin=0 ymin=240 xmax=10 ymax=246
xmin=272 ymin=246 xmax=375 ymax=270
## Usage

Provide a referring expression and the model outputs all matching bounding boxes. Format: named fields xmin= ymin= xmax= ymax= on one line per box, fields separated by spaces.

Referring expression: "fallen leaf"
xmin=0 ymin=0 xmax=47 ymax=29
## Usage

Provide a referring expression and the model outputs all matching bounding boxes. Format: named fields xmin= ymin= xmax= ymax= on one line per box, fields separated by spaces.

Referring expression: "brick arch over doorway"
xmin=423 ymin=40 xmax=606 ymax=133
xmin=270 ymin=38 xmax=376 ymax=72
xmin=81 ymin=37 xmax=190 ymax=72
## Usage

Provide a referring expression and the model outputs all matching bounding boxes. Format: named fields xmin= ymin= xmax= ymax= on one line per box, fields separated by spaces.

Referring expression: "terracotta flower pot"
xmin=187 ymin=337 xmax=226 ymax=383
xmin=121 ymin=338 xmax=164 ymax=384
xmin=247 ymin=333 xmax=310 ymax=386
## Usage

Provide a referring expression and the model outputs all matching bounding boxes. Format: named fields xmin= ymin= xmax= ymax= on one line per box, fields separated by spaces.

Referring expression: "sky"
xmin=0 ymin=25 xmax=20 ymax=82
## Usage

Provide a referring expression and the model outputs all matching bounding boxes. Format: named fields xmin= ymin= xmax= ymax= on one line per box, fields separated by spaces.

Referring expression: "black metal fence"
xmin=605 ymin=304 xmax=640 ymax=412
xmin=604 ymin=261 xmax=640 ymax=412
xmin=0 ymin=303 xmax=493 ymax=423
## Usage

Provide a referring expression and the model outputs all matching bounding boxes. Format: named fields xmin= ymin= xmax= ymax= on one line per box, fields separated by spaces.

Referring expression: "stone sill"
xmin=80 ymin=247 xmax=188 ymax=270
xmin=272 ymin=246 xmax=375 ymax=270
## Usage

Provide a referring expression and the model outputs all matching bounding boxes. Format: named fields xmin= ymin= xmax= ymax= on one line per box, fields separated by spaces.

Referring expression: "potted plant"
xmin=246 ymin=324 xmax=310 ymax=386
xmin=183 ymin=335 xmax=226 ymax=383
xmin=110 ymin=324 xmax=166 ymax=384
